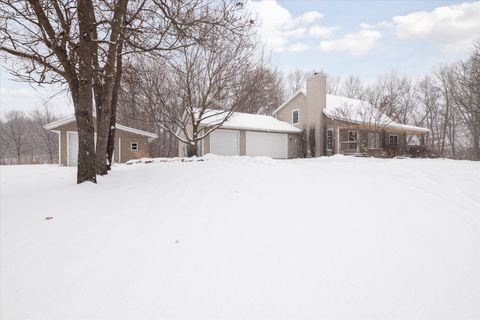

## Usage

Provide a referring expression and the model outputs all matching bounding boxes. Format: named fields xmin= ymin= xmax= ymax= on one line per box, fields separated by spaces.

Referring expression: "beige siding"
xmin=203 ymin=134 xmax=210 ymax=154
xmin=288 ymin=133 xmax=302 ymax=158
xmin=275 ymin=92 xmax=307 ymax=130
xmin=118 ymin=134 xmax=149 ymax=162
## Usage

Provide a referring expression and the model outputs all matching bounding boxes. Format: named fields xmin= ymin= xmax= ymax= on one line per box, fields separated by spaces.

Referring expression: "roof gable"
xmin=272 ymin=90 xmax=306 ymax=115
xmin=44 ymin=116 xmax=159 ymax=141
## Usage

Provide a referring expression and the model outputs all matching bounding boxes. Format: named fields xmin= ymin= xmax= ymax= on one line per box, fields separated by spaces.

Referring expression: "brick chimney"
xmin=306 ymin=73 xmax=326 ymax=157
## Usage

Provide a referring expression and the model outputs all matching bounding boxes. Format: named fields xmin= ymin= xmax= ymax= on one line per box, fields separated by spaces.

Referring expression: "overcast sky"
xmin=1 ymin=0 xmax=479 ymax=116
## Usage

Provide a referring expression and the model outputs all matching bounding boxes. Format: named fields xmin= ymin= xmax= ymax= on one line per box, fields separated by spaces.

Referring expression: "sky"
xmin=1 ymin=0 xmax=480 ymax=115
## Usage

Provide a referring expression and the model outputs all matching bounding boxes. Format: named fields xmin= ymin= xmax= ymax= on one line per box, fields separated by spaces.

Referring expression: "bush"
xmin=384 ymin=144 xmax=402 ymax=158
xmin=407 ymin=145 xmax=437 ymax=158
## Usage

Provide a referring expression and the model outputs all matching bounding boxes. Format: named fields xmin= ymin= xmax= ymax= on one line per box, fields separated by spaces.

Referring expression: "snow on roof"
xmin=274 ymin=90 xmax=429 ymax=134
xmin=44 ymin=116 xmax=159 ymax=141
xmin=199 ymin=109 xmax=302 ymax=133
xmin=324 ymin=94 xmax=430 ymax=133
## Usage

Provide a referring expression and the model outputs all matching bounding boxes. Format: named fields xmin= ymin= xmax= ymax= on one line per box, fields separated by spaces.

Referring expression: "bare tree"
xmin=326 ymin=75 xmax=341 ymax=95
xmin=434 ymin=65 xmax=456 ymax=157
xmin=31 ymin=105 xmax=59 ymax=163
xmin=143 ymin=20 xmax=258 ymax=156
xmin=285 ymin=69 xmax=307 ymax=96
xmin=237 ymin=66 xmax=284 ymax=115
xmin=450 ymin=41 xmax=480 ymax=160
xmin=285 ymin=69 xmax=343 ymax=97
xmin=368 ymin=71 xmax=416 ymax=124
xmin=0 ymin=111 xmax=31 ymax=164
xmin=341 ymin=75 xmax=363 ymax=99
xmin=415 ymin=75 xmax=441 ymax=153
xmin=0 ymin=0 xmax=98 ymax=182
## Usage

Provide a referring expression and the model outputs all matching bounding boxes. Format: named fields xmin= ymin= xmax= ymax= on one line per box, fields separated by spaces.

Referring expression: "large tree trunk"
xmin=74 ymin=100 xmax=96 ymax=184
xmin=107 ymin=40 xmax=124 ymax=170
xmin=95 ymin=106 xmax=110 ymax=175
xmin=106 ymin=96 xmax=118 ymax=170
xmin=76 ymin=1 xmax=97 ymax=184
xmin=95 ymin=0 xmax=128 ymax=175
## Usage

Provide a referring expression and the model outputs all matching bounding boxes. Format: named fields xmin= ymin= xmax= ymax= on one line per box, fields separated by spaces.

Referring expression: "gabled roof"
xmin=273 ymin=90 xmax=430 ymax=134
xmin=44 ymin=116 xmax=159 ymax=141
xmin=272 ymin=89 xmax=305 ymax=115
xmin=200 ymin=109 xmax=301 ymax=133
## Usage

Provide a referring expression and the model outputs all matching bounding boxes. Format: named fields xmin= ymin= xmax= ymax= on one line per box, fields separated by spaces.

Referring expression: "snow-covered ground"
xmin=1 ymin=156 xmax=480 ymax=320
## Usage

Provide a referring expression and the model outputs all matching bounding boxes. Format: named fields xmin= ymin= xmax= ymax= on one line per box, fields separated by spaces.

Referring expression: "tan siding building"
xmin=45 ymin=116 xmax=158 ymax=166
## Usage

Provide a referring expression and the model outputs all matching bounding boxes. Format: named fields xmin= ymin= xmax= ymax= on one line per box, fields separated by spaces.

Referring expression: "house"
xmin=179 ymin=73 xmax=429 ymax=159
xmin=44 ymin=116 xmax=158 ymax=166
xmin=273 ymin=73 xmax=429 ymax=157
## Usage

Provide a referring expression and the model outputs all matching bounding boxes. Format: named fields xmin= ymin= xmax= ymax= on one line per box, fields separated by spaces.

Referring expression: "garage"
xmin=209 ymin=129 xmax=240 ymax=156
xmin=246 ymin=131 xmax=288 ymax=159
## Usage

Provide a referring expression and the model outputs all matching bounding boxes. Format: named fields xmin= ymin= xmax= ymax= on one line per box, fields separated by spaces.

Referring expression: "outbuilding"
xmin=44 ymin=116 xmax=158 ymax=166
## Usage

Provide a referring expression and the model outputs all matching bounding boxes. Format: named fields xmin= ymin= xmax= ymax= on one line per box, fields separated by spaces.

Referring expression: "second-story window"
xmin=292 ymin=109 xmax=299 ymax=124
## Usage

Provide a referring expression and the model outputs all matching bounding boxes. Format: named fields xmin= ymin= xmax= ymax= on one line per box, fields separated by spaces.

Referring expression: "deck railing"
xmin=340 ymin=141 xmax=359 ymax=154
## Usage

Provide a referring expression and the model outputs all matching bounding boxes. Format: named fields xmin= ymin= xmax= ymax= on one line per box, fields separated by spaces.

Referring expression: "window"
xmin=348 ymin=130 xmax=357 ymax=142
xmin=326 ymin=129 xmax=333 ymax=150
xmin=368 ymin=132 xmax=380 ymax=149
xmin=131 ymin=142 xmax=138 ymax=151
xmin=292 ymin=109 xmax=299 ymax=125
xmin=389 ymin=134 xmax=399 ymax=145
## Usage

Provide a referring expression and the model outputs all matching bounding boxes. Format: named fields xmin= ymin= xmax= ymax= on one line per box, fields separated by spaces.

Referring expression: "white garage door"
xmin=246 ymin=131 xmax=288 ymax=159
xmin=67 ymin=132 xmax=78 ymax=167
xmin=209 ymin=130 xmax=240 ymax=156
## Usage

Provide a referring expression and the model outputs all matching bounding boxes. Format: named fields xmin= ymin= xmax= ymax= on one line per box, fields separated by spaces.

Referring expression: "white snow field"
xmin=1 ymin=156 xmax=480 ymax=320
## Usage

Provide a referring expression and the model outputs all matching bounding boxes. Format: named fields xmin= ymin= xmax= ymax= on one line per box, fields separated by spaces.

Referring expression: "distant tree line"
xmin=0 ymin=106 xmax=59 ymax=165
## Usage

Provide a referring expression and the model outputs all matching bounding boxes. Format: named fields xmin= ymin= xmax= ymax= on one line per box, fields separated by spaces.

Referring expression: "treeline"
xmin=0 ymin=107 xmax=59 ymax=165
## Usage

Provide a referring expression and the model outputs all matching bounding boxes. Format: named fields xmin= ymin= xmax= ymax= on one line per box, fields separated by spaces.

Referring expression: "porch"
xmin=331 ymin=127 xmax=428 ymax=157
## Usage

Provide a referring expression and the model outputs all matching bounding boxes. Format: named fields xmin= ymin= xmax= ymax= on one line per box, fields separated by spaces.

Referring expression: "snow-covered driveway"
xmin=1 ymin=156 xmax=480 ymax=319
